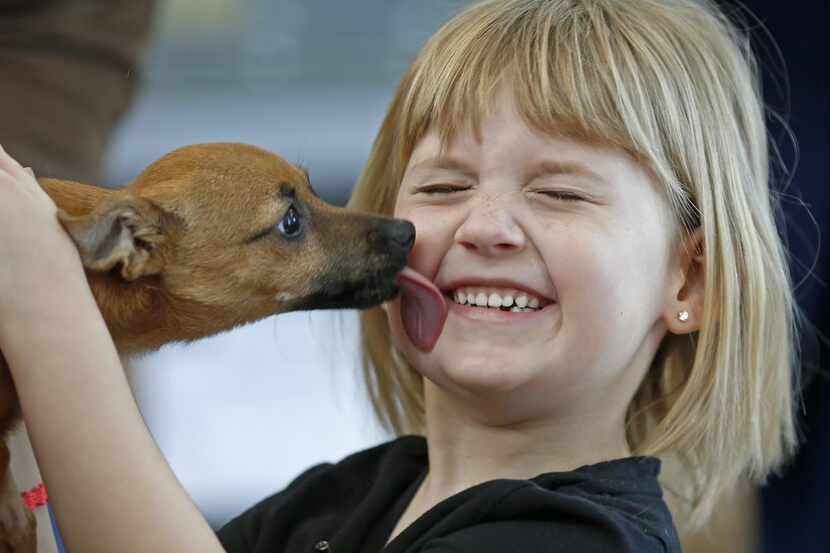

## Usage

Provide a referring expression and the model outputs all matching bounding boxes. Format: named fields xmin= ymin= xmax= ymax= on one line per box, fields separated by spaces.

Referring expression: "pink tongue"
xmin=395 ymin=267 xmax=448 ymax=352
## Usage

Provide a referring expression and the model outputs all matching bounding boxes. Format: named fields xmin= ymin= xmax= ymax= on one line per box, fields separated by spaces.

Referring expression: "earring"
xmin=677 ymin=310 xmax=690 ymax=322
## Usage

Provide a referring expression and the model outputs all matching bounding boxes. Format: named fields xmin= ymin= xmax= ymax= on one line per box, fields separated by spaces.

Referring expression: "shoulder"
xmin=215 ymin=461 xmax=331 ymax=553
xmin=413 ymin=456 xmax=680 ymax=553
xmin=217 ymin=435 xmax=427 ymax=552
xmin=419 ymin=518 xmax=674 ymax=553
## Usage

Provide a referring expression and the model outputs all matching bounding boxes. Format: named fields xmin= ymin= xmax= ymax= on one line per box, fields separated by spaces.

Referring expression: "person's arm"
xmin=0 ymin=148 xmax=225 ymax=552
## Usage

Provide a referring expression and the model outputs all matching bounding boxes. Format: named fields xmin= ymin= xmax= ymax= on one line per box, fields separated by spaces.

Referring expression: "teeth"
xmin=487 ymin=293 xmax=502 ymax=308
xmin=448 ymin=287 xmax=549 ymax=312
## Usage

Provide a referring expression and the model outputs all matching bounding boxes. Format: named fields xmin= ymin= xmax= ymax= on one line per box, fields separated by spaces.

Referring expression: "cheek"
xmin=385 ymin=206 xmax=458 ymax=376
xmin=553 ymin=229 xmax=669 ymax=356
xmin=394 ymin=207 xmax=454 ymax=279
xmin=539 ymin=229 xmax=629 ymax=328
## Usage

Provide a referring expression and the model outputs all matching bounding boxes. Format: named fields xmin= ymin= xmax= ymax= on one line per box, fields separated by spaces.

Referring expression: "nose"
xmin=370 ymin=218 xmax=416 ymax=253
xmin=454 ymin=196 xmax=526 ymax=256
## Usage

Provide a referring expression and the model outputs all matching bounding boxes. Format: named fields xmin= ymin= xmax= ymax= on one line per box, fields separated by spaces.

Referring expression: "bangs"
xmin=400 ymin=2 xmax=637 ymax=157
xmin=396 ymin=0 xmax=701 ymax=228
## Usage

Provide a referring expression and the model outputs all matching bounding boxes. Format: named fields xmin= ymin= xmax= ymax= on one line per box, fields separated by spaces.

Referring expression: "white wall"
xmin=124 ymin=311 xmax=390 ymax=528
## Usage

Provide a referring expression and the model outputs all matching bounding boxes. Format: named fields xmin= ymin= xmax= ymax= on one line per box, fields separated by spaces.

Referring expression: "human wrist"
xmin=0 ymin=257 xmax=94 ymax=354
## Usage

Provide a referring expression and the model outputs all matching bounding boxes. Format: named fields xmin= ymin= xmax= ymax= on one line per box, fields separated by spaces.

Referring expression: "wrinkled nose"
xmin=454 ymin=200 xmax=526 ymax=256
xmin=370 ymin=219 xmax=416 ymax=254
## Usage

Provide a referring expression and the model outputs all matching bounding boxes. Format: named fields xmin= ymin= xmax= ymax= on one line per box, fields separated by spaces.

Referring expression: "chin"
xmin=425 ymin=349 xmax=539 ymax=396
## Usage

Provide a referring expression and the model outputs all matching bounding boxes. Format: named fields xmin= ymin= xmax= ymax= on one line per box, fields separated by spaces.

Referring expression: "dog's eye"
xmin=277 ymin=205 xmax=301 ymax=237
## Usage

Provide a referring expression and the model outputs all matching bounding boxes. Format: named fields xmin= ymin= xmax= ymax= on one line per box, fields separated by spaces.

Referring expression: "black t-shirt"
xmin=217 ymin=435 xmax=681 ymax=553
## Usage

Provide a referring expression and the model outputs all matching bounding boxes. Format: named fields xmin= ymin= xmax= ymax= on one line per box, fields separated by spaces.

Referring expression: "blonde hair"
xmin=348 ymin=0 xmax=797 ymax=528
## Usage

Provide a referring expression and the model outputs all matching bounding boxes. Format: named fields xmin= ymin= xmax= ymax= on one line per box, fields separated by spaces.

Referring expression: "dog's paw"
xmin=0 ymin=494 xmax=36 ymax=553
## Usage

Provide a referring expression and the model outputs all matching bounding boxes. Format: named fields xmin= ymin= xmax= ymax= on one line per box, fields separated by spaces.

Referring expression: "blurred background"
xmin=1 ymin=1 xmax=827 ymax=551
xmin=104 ymin=0 xmax=472 ymax=204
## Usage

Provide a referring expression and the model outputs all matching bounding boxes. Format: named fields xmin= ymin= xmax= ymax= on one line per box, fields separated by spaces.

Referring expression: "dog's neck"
xmin=86 ymin=271 xmax=169 ymax=354
xmin=88 ymin=272 xmax=261 ymax=355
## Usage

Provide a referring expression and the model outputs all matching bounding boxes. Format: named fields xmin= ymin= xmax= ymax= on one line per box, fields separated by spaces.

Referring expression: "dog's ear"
xmin=58 ymin=198 xmax=172 ymax=281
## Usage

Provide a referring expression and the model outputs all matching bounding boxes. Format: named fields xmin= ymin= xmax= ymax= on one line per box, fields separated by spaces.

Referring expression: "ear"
xmin=58 ymin=197 xmax=170 ymax=281
xmin=663 ymin=227 xmax=705 ymax=335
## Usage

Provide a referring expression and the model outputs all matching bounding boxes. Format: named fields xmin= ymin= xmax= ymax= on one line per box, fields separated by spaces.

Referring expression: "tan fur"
xmin=0 ymin=143 xmax=414 ymax=551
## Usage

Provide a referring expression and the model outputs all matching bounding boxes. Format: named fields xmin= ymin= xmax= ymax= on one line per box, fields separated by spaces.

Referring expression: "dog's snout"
xmin=369 ymin=219 xmax=416 ymax=253
xmin=389 ymin=220 xmax=415 ymax=250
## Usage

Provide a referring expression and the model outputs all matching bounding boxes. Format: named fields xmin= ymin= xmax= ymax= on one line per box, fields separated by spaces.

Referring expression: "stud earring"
xmin=677 ymin=310 xmax=690 ymax=322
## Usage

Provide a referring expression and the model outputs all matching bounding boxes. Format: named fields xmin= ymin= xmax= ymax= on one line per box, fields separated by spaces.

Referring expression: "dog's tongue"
xmin=396 ymin=267 xmax=447 ymax=352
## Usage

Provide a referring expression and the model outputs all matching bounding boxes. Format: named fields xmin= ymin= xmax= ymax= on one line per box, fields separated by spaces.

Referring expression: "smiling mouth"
xmin=443 ymin=287 xmax=555 ymax=313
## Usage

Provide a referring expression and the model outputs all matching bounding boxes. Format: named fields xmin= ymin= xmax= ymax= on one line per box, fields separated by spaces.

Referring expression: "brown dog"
xmin=0 ymin=143 xmax=415 ymax=552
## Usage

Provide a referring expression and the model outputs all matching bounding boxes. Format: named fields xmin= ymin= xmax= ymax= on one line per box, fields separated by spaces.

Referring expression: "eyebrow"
xmin=409 ymin=156 xmax=606 ymax=188
xmin=409 ymin=156 xmax=477 ymax=178
xmin=531 ymin=160 xmax=606 ymax=185
xmin=278 ymin=182 xmax=296 ymax=198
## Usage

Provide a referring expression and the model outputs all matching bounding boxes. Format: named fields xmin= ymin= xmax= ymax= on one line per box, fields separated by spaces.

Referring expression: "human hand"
xmin=0 ymin=145 xmax=84 ymax=328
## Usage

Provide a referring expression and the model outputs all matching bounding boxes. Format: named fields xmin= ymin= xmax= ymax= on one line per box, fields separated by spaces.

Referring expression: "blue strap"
xmin=47 ymin=504 xmax=66 ymax=553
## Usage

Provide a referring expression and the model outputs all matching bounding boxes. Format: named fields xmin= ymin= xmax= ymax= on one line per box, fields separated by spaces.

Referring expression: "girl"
xmin=0 ymin=0 xmax=796 ymax=552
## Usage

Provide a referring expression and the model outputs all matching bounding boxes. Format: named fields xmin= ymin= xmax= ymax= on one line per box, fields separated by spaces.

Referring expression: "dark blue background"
xmin=725 ymin=1 xmax=830 ymax=551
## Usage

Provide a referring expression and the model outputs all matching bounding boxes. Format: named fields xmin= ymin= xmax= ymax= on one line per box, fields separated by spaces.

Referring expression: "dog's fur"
xmin=0 ymin=143 xmax=414 ymax=552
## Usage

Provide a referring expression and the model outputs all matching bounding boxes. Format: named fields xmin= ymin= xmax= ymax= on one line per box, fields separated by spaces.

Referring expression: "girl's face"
xmin=388 ymin=92 xmax=681 ymax=423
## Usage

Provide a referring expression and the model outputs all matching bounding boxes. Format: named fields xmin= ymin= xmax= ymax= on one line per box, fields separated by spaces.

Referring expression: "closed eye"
xmin=415 ymin=184 xmax=471 ymax=195
xmin=536 ymin=190 xmax=585 ymax=202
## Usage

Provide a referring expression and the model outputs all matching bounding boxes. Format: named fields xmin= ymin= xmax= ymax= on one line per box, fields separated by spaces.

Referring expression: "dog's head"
xmin=59 ymin=143 xmax=413 ymax=322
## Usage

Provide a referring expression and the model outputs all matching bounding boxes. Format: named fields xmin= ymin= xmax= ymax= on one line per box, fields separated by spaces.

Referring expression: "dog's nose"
xmin=371 ymin=219 xmax=415 ymax=252
xmin=388 ymin=220 xmax=416 ymax=250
